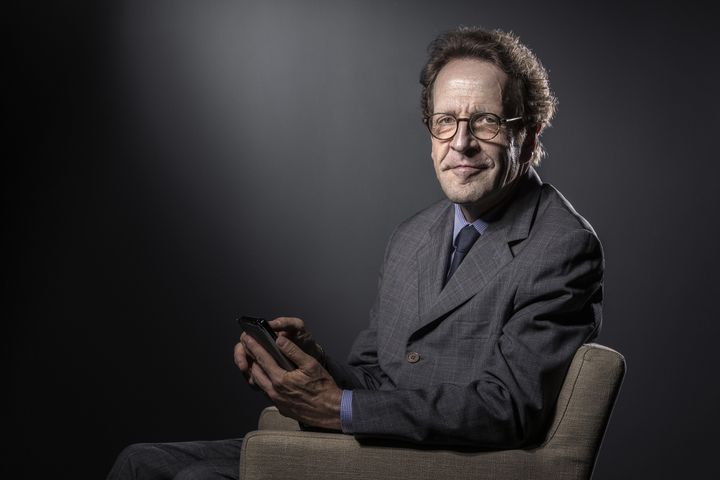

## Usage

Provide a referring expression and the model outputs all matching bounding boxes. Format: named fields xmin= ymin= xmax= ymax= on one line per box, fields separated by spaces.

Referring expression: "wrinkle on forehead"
xmin=433 ymin=59 xmax=508 ymax=113
xmin=445 ymin=75 xmax=504 ymax=98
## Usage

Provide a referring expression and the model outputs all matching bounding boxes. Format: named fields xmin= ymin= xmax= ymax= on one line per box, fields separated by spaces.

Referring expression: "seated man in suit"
xmin=108 ymin=26 xmax=602 ymax=479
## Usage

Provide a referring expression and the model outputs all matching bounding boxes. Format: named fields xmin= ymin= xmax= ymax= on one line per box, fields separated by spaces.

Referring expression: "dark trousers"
xmin=106 ymin=438 xmax=244 ymax=480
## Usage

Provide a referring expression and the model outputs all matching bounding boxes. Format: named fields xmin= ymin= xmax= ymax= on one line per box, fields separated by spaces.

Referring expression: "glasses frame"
xmin=423 ymin=112 xmax=524 ymax=141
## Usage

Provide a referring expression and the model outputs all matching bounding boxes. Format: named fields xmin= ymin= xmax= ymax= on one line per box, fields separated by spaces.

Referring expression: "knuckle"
xmin=270 ymin=376 xmax=283 ymax=389
xmin=272 ymin=374 xmax=290 ymax=391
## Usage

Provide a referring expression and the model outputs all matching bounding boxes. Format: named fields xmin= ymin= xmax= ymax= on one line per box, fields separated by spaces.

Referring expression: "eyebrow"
xmin=434 ymin=108 xmax=500 ymax=116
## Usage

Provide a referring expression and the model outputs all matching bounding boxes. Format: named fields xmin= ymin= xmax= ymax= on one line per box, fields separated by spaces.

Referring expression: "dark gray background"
xmin=6 ymin=0 xmax=719 ymax=478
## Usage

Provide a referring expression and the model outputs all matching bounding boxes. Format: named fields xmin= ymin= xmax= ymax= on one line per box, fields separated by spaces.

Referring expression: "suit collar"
xmin=414 ymin=168 xmax=543 ymax=335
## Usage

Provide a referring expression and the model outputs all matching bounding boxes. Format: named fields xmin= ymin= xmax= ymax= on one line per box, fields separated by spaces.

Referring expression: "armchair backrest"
xmin=537 ymin=343 xmax=626 ymax=478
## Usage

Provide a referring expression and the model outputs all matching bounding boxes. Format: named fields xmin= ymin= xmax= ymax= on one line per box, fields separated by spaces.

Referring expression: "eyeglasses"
xmin=424 ymin=112 xmax=523 ymax=141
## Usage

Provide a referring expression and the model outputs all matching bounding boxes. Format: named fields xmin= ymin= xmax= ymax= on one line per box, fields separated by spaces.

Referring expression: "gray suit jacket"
xmin=326 ymin=168 xmax=603 ymax=448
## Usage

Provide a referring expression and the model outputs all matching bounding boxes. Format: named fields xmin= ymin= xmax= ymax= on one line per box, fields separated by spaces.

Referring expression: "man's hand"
xmin=241 ymin=333 xmax=342 ymax=431
xmin=233 ymin=317 xmax=323 ymax=389
xmin=268 ymin=317 xmax=324 ymax=362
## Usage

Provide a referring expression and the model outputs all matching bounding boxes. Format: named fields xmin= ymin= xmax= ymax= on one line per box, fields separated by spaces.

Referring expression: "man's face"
xmin=430 ymin=59 xmax=528 ymax=219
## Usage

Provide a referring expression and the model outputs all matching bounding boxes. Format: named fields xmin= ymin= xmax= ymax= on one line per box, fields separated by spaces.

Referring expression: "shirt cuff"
xmin=340 ymin=389 xmax=353 ymax=433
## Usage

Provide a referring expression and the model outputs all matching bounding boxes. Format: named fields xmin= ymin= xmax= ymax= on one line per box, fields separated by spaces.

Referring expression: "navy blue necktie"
xmin=446 ymin=224 xmax=480 ymax=283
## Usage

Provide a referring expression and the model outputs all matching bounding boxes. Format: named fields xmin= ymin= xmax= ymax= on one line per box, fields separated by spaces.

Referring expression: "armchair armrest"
xmin=240 ymin=427 xmax=539 ymax=480
xmin=257 ymin=406 xmax=301 ymax=431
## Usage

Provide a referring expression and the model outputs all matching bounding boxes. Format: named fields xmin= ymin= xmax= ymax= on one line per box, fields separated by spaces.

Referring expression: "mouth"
xmin=451 ymin=164 xmax=483 ymax=172
xmin=445 ymin=163 xmax=491 ymax=177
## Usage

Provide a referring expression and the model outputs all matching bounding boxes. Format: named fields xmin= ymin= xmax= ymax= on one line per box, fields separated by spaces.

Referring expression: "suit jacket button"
xmin=406 ymin=352 xmax=420 ymax=363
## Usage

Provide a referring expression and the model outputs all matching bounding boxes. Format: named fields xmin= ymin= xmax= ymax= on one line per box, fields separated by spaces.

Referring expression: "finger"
xmin=234 ymin=342 xmax=260 ymax=385
xmin=235 ymin=341 xmax=255 ymax=368
xmin=243 ymin=334 xmax=286 ymax=379
xmin=250 ymin=361 xmax=274 ymax=395
xmin=240 ymin=333 xmax=258 ymax=360
xmin=234 ymin=342 xmax=247 ymax=369
xmin=276 ymin=336 xmax=316 ymax=371
xmin=239 ymin=332 xmax=250 ymax=350
xmin=268 ymin=317 xmax=304 ymax=332
xmin=245 ymin=369 xmax=260 ymax=389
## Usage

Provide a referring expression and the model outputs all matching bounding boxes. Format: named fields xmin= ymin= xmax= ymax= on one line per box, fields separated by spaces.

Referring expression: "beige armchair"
xmin=240 ymin=343 xmax=625 ymax=480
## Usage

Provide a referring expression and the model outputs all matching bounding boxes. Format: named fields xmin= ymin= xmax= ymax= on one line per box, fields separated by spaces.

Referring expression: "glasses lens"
xmin=471 ymin=113 xmax=501 ymax=140
xmin=428 ymin=114 xmax=457 ymax=139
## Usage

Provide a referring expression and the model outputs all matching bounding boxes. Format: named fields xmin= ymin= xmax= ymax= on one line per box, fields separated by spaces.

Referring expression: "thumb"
xmin=276 ymin=336 xmax=314 ymax=370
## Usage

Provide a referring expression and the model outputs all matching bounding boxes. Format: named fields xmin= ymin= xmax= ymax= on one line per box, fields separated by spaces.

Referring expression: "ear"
xmin=518 ymin=124 xmax=541 ymax=165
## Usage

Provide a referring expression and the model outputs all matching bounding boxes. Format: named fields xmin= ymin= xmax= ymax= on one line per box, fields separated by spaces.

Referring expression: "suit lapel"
xmin=416 ymin=203 xmax=454 ymax=323
xmin=413 ymin=168 xmax=543 ymax=335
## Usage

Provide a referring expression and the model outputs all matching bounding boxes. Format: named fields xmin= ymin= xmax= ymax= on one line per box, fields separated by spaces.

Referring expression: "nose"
xmin=451 ymin=119 xmax=475 ymax=153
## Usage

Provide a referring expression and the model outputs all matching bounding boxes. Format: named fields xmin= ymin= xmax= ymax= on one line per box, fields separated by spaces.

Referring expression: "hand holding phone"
xmin=237 ymin=315 xmax=296 ymax=371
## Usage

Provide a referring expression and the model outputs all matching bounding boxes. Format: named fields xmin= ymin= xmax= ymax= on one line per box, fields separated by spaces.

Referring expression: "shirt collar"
xmin=452 ymin=204 xmax=489 ymax=246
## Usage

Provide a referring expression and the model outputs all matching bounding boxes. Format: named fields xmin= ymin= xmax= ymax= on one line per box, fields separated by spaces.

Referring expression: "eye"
xmin=434 ymin=114 xmax=456 ymax=126
xmin=473 ymin=113 xmax=500 ymax=126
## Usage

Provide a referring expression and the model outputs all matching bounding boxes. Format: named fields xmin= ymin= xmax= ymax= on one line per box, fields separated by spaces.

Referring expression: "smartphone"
xmin=237 ymin=315 xmax=296 ymax=370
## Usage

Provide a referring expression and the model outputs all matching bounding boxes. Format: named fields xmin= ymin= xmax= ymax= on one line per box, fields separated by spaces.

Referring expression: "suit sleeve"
xmin=347 ymin=228 xmax=603 ymax=448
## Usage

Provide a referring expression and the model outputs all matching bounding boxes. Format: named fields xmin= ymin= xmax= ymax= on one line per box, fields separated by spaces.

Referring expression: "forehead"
xmin=432 ymin=59 xmax=508 ymax=112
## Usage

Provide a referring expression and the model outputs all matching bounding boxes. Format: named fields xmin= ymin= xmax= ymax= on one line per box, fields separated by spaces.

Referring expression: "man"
xmin=108 ymin=26 xmax=602 ymax=479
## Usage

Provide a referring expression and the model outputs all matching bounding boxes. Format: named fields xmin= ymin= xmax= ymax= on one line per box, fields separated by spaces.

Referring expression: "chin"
xmin=442 ymin=187 xmax=490 ymax=206
xmin=440 ymin=179 xmax=489 ymax=203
